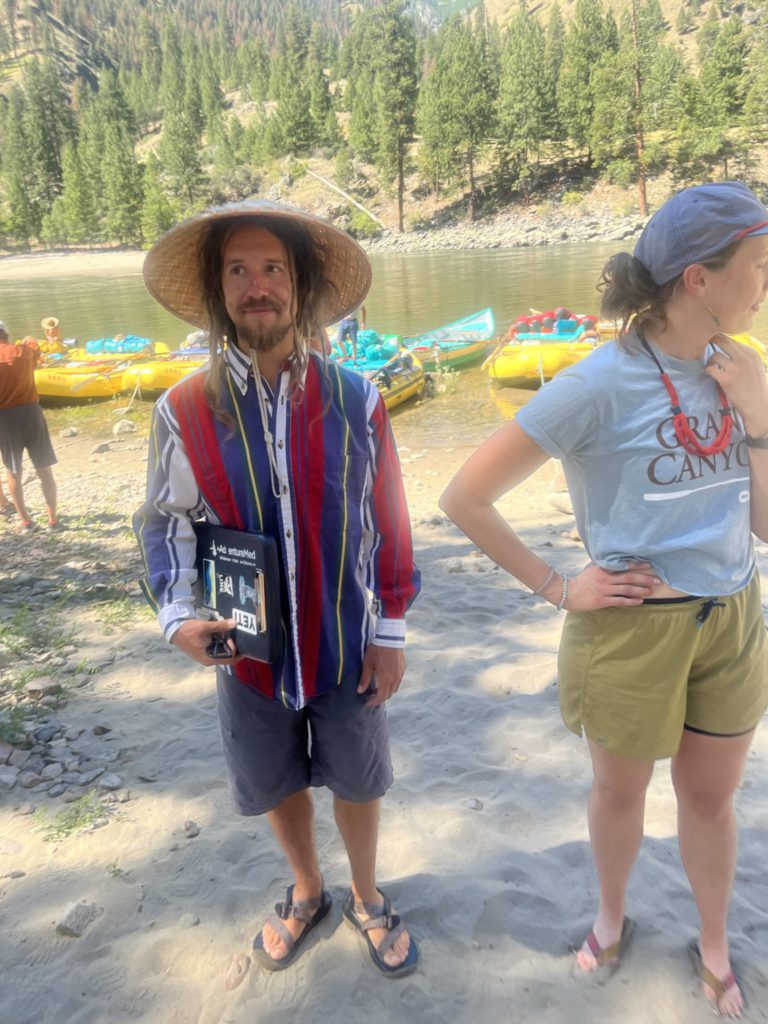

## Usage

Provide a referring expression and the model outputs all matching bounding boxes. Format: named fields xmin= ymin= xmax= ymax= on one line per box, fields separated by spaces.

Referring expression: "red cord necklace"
xmin=639 ymin=335 xmax=733 ymax=456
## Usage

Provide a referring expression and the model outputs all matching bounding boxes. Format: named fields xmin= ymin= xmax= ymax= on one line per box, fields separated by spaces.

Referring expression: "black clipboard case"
xmin=194 ymin=522 xmax=283 ymax=664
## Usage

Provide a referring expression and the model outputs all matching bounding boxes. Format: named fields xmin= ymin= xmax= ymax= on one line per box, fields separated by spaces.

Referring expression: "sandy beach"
xmin=1 ymin=404 xmax=768 ymax=1024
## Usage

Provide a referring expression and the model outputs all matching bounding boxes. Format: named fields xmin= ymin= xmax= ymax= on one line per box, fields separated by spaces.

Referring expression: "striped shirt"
xmin=134 ymin=343 xmax=420 ymax=709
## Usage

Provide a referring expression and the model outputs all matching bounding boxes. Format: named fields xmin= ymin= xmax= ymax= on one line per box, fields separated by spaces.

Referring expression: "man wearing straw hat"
xmin=135 ymin=200 xmax=420 ymax=977
xmin=40 ymin=316 xmax=67 ymax=354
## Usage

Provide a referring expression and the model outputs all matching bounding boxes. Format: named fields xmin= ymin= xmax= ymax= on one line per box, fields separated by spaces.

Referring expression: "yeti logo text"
xmin=233 ymin=607 xmax=259 ymax=635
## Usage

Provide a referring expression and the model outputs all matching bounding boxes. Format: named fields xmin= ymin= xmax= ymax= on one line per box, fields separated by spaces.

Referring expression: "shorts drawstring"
xmin=696 ymin=598 xmax=726 ymax=627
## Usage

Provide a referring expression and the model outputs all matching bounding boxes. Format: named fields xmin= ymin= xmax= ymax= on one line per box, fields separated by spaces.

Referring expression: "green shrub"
xmin=349 ymin=208 xmax=381 ymax=239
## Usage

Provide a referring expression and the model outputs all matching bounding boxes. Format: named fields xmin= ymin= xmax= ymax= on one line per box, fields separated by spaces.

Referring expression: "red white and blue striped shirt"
xmin=134 ymin=343 xmax=420 ymax=709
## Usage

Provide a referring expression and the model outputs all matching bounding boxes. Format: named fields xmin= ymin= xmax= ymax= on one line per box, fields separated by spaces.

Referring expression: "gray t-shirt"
xmin=515 ymin=331 xmax=754 ymax=596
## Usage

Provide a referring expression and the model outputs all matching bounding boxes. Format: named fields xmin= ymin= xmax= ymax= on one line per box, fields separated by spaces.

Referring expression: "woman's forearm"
xmin=439 ymin=493 xmax=564 ymax=605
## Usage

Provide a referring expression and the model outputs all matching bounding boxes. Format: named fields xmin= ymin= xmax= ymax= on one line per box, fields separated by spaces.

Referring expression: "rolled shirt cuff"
xmin=159 ymin=601 xmax=198 ymax=643
xmin=373 ymin=616 xmax=406 ymax=649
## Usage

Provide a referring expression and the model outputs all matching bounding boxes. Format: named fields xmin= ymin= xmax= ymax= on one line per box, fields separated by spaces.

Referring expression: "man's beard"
xmin=234 ymin=319 xmax=292 ymax=353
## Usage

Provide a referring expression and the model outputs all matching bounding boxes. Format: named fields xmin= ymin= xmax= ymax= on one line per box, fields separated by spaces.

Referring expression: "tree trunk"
xmin=630 ymin=0 xmax=648 ymax=217
xmin=397 ymin=138 xmax=405 ymax=233
xmin=467 ymin=150 xmax=476 ymax=223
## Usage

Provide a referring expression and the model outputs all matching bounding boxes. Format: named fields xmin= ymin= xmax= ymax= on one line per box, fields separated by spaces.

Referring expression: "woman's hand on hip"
xmin=566 ymin=562 xmax=661 ymax=611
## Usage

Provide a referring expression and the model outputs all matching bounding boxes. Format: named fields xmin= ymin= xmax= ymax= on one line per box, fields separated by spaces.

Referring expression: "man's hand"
xmin=357 ymin=644 xmax=406 ymax=707
xmin=171 ymin=618 xmax=241 ymax=666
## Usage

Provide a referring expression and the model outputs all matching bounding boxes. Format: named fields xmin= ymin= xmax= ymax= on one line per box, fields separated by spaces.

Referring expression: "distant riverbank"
xmin=0 ymin=202 xmax=646 ymax=276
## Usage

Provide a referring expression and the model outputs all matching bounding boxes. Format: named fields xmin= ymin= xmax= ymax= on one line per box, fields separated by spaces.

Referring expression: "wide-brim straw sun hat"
xmin=143 ymin=199 xmax=372 ymax=329
xmin=41 ymin=316 xmax=59 ymax=329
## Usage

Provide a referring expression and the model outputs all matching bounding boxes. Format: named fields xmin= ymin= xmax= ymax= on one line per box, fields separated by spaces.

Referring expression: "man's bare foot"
xmin=261 ymin=879 xmax=324 ymax=962
xmin=350 ymin=887 xmax=411 ymax=969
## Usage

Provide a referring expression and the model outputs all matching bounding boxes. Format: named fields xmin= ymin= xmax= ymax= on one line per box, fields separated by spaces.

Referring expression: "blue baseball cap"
xmin=634 ymin=181 xmax=768 ymax=286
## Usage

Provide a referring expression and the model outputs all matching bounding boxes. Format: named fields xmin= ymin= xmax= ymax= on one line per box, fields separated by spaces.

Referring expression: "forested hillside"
xmin=0 ymin=0 xmax=766 ymax=249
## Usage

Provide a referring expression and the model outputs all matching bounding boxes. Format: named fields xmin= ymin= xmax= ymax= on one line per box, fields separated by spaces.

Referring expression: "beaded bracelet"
xmin=556 ymin=575 xmax=570 ymax=611
xmin=532 ymin=565 xmax=556 ymax=595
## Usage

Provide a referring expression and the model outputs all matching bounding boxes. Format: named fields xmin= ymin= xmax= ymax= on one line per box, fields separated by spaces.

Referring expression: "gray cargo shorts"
xmin=216 ymin=669 xmax=394 ymax=815
xmin=0 ymin=403 xmax=56 ymax=475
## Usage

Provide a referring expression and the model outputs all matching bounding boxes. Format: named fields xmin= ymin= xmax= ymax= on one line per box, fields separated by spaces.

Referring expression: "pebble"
xmin=184 ymin=820 xmax=200 ymax=839
xmin=34 ymin=725 xmax=58 ymax=743
xmin=98 ymin=773 xmax=123 ymax=791
xmin=113 ymin=419 xmax=137 ymax=436
xmin=180 ymin=913 xmax=200 ymax=928
xmin=466 ymin=797 xmax=484 ymax=811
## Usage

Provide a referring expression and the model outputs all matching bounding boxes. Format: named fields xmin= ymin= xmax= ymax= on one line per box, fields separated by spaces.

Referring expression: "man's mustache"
xmin=238 ymin=301 xmax=282 ymax=314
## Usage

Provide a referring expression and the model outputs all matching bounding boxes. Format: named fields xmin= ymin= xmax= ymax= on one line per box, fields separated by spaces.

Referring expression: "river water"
xmin=2 ymin=241 xmax=767 ymax=451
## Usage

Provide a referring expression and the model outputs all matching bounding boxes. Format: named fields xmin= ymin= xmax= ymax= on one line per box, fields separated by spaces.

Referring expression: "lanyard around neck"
xmin=639 ymin=334 xmax=733 ymax=457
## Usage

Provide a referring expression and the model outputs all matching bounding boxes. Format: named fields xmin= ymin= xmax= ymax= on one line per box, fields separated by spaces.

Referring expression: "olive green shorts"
xmin=558 ymin=574 xmax=768 ymax=760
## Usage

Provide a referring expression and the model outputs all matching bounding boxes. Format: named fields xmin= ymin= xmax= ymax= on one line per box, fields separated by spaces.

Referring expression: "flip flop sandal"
xmin=571 ymin=917 xmax=636 ymax=979
xmin=688 ymin=940 xmax=745 ymax=1017
xmin=342 ymin=889 xmax=419 ymax=979
xmin=252 ymin=884 xmax=332 ymax=971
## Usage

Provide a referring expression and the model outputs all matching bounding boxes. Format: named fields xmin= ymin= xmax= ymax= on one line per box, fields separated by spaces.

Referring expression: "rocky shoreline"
xmin=363 ymin=204 xmax=646 ymax=254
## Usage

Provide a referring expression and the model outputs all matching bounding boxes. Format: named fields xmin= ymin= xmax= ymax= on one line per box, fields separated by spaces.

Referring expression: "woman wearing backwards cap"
xmin=441 ymin=181 xmax=768 ymax=1017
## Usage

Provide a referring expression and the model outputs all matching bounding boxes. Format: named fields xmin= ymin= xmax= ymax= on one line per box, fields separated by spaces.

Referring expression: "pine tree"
xmin=141 ymin=154 xmax=177 ymax=245
xmin=160 ymin=23 xmax=185 ymax=117
xmin=676 ymin=6 xmax=693 ymax=36
xmin=102 ymin=122 xmax=143 ymax=245
xmin=700 ymin=16 xmax=748 ymax=122
xmin=497 ymin=2 xmax=552 ymax=170
xmin=159 ymin=109 xmax=206 ymax=209
xmin=2 ymin=87 xmax=39 ymax=241
xmin=544 ymin=4 xmax=566 ymax=143
xmin=372 ymin=1 xmax=418 ymax=232
xmin=50 ymin=141 xmax=98 ymax=243
xmin=696 ymin=4 xmax=722 ymax=65
xmin=557 ymin=0 xmax=618 ymax=159
xmin=417 ymin=17 xmax=494 ymax=221
xmin=743 ymin=12 xmax=768 ymax=140
xmin=307 ymin=27 xmax=339 ymax=151
xmin=200 ymin=50 xmax=226 ymax=144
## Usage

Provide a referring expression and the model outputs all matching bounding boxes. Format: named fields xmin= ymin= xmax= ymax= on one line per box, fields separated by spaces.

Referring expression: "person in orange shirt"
xmin=0 ymin=321 xmax=60 ymax=532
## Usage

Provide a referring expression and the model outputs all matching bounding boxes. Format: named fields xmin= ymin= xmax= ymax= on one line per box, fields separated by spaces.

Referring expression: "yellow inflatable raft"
xmin=487 ymin=339 xmax=597 ymax=389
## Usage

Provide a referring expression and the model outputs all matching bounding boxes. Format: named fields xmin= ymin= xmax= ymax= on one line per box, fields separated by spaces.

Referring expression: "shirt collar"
xmin=224 ymin=342 xmax=311 ymax=396
xmin=224 ymin=342 xmax=250 ymax=395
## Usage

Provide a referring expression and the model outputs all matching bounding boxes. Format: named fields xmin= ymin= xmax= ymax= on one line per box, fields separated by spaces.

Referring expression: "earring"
xmin=704 ymin=302 xmax=721 ymax=328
